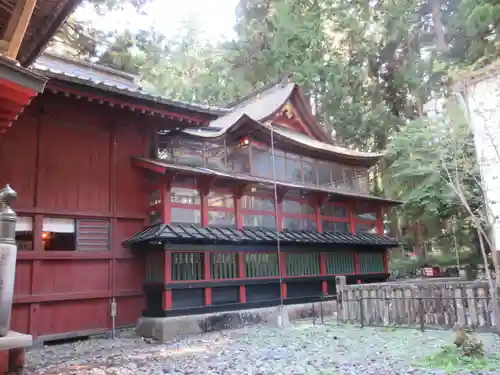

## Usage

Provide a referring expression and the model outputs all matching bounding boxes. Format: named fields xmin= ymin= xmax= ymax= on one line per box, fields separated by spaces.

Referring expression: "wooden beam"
xmin=0 ymin=40 xmax=8 ymax=53
xmin=3 ymin=0 xmax=25 ymax=42
xmin=5 ymin=0 xmax=37 ymax=60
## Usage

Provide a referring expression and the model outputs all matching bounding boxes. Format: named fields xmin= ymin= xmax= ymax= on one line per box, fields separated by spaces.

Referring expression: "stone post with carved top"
xmin=0 ymin=184 xmax=17 ymax=337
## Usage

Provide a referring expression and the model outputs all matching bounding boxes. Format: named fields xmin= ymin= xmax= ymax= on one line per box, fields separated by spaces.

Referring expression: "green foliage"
xmin=417 ymin=343 xmax=500 ymax=373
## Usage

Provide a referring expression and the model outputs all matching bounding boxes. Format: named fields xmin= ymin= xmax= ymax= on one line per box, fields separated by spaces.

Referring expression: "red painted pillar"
xmin=377 ymin=208 xmax=389 ymax=273
xmin=320 ymin=252 xmax=328 ymax=295
xmin=204 ymin=252 xmax=212 ymax=306
xmin=162 ymin=252 xmax=173 ymax=311
xmin=199 ymin=179 xmax=212 ymax=306
xmin=160 ymin=179 xmax=172 ymax=224
xmin=238 ymin=253 xmax=246 ymax=303
xmin=349 ymin=202 xmax=361 ymax=283
xmin=280 ymin=252 xmax=287 ymax=299
xmin=234 ymin=187 xmax=246 ymax=303
xmin=315 ymin=194 xmax=328 ymax=294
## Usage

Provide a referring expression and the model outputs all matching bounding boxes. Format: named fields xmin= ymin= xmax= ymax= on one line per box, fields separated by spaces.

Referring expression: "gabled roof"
xmin=209 ymin=81 xmax=295 ymax=131
xmin=208 ymin=78 xmax=332 ymax=143
xmin=0 ymin=0 xmax=83 ymax=66
xmin=124 ymin=223 xmax=400 ymax=248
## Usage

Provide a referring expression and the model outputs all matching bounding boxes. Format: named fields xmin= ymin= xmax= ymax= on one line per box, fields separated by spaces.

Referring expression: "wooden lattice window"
xmin=171 ymin=252 xmax=204 ymax=281
xmin=285 ymin=252 xmax=320 ymax=276
xmin=358 ymin=252 xmax=384 ymax=273
xmin=210 ymin=253 xmax=238 ymax=279
xmin=325 ymin=251 xmax=354 ymax=274
xmin=244 ymin=253 xmax=279 ymax=278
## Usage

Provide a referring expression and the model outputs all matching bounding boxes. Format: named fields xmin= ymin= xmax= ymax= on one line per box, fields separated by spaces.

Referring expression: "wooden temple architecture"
xmin=0 ymin=0 xmax=400 ymax=350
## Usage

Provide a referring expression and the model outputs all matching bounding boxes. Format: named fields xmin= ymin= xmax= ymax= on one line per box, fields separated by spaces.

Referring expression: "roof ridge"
xmin=226 ymin=75 xmax=292 ymax=108
xmin=39 ymin=52 xmax=139 ymax=83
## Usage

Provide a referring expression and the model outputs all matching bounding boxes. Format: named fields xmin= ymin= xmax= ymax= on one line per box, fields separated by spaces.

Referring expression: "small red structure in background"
xmin=422 ymin=265 xmax=441 ymax=277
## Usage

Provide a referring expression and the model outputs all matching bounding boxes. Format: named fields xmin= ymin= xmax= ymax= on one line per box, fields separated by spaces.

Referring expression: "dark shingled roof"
xmin=124 ymin=224 xmax=400 ymax=248
xmin=33 ymin=53 xmax=226 ymax=116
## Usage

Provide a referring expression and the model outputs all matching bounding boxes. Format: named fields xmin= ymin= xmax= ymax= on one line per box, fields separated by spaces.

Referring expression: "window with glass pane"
xmin=355 ymin=206 xmax=377 ymax=220
xmin=357 ymin=173 xmax=369 ymax=193
xmin=16 ymin=216 xmax=33 ymax=250
xmin=170 ymin=186 xmax=200 ymax=205
xmin=302 ymin=158 xmax=316 ymax=185
xmin=270 ymin=154 xmax=286 ymax=181
xmin=282 ymin=200 xmax=314 ymax=215
xmin=355 ymin=222 xmax=377 ymax=233
xmin=208 ymin=211 xmax=236 ymax=227
xmin=227 ymin=145 xmax=251 ymax=173
xmin=171 ymin=207 xmax=201 ymax=225
xmin=208 ymin=192 xmax=234 ymax=208
xmin=343 ymin=168 xmax=357 ymax=190
xmin=322 ymin=221 xmax=350 ymax=233
xmin=43 ymin=218 xmax=76 ymax=251
xmin=282 ymin=200 xmax=302 ymax=214
xmin=204 ymin=142 xmax=226 ymax=170
xmin=172 ymin=139 xmax=204 ymax=166
xmin=317 ymin=161 xmax=331 ymax=186
xmin=320 ymin=204 xmax=348 ymax=218
xmin=331 ymin=163 xmax=344 ymax=187
xmin=283 ymin=217 xmax=316 ymax=231
xmin=285 ymin=154 xmax=302 ymax=183
xmin=251 ymin=148 xmax=270 ymax=178
xmin=242 ymin=196 xmax=275 ymax=211
xmin=282 ymin=217 xmax=301 ymax=230
xmin=243 ymin=215 xmax=276 ymax=228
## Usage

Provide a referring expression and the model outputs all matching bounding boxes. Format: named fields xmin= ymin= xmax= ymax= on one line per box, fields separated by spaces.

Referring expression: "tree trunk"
xmin=430 ymin=0 xmax=447 ymax=52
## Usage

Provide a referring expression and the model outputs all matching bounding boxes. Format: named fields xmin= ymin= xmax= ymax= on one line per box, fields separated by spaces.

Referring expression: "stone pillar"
xmin=0 ymin=185 xmax=17 ymax=337
xmin=335 ymin=276 xmax=347 ymax=323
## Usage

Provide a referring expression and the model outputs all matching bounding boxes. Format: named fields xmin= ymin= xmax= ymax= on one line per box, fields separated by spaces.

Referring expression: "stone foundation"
xmin=0 ymin=331 xmax=32 ymax=374
xmin=137 ymin=301 xmax=337 ymax=342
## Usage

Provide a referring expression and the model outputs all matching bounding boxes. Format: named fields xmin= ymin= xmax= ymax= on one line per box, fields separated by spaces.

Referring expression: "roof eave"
xmin=39 ymin=72 xmax=223 ymax=122
xmin=132 ymin=156 xmax=402 ymax=206
xmin=21 ymin=0 xmax=84 ymax=67
xmin=173 ymin=117 xmax=386 ymax=167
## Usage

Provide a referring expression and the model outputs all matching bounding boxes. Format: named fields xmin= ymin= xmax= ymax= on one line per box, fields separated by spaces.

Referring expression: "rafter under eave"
xmin=0 ymin=0 xmax=38 ymax=61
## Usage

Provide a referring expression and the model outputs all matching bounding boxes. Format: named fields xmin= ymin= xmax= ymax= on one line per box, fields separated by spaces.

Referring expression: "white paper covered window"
xmin=43 ymin=218 xmax=75 ymax=233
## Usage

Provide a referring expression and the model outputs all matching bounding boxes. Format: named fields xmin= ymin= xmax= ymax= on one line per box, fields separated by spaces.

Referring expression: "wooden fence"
xmin=335 ymin=276 xmax=499 ymax=331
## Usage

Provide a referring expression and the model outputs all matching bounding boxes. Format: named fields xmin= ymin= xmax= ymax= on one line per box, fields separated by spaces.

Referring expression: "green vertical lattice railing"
xmin=211 ymin=253 xmax=238 ymax=279
xmin=244 ymin=253 xmax=279 ymax=278
xmin=359 ymin=252 xmax=384 ymax=273
xmin=285 ymin=252 xmax=320 ymax=276
xmin=171 ymin=252 xmax=204 ymax=281
xmin=325 ymin=251 xmax=354 ymax=274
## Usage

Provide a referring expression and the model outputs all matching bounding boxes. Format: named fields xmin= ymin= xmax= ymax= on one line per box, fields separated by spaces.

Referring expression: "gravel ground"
xmin=25 ymin=321 xmax=500 ymax=375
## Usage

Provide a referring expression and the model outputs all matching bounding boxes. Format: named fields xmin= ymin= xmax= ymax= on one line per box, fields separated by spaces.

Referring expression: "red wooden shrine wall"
xmin=0 ymin=93 xmax=150 ymax=339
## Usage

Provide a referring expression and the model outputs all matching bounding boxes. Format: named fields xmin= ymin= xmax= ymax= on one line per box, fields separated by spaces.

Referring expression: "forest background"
xmin=51 ymin=0 xmax=500 ymax=272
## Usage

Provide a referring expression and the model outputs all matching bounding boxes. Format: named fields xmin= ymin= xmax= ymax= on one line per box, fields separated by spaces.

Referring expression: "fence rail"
xmin=334 ymin=276 xmax=499 ymax=332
